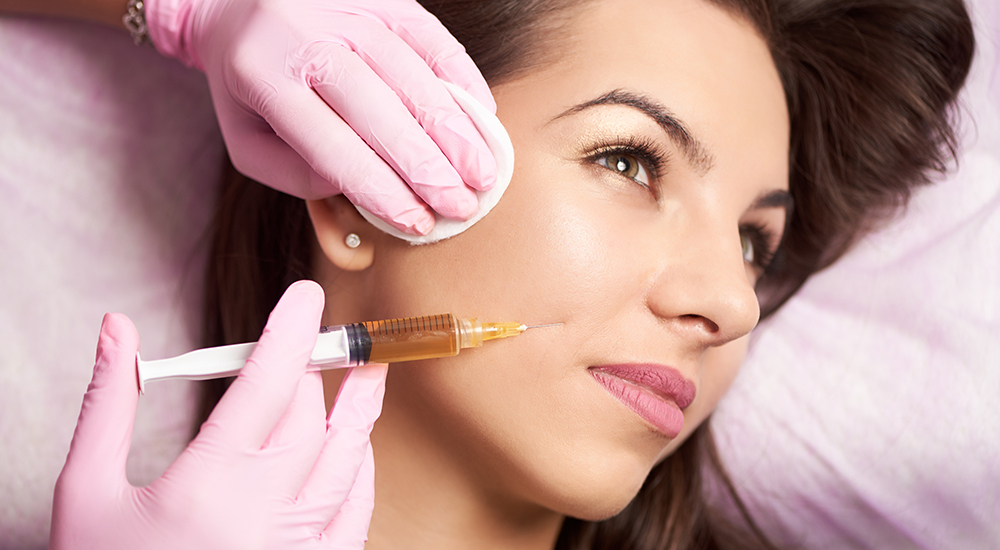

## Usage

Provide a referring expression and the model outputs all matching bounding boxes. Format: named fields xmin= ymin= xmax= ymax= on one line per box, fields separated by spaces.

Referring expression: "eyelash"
xmin=585 ymin=136 xmax=670 ymax=191
xmin=740 ymin=223 xmax=779 ymax=273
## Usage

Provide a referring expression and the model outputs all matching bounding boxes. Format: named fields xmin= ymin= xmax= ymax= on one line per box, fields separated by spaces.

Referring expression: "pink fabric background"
xmin=0 ymin=2 xmax=996 ymax=548
xmin=0 ymin=16 xmax=222 ymax=549
xmin=711 ymin=0 xmax=1000 ymax=546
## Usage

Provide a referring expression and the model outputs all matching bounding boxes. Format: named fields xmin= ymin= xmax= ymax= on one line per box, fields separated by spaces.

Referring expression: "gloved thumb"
xmin=58 ymin=313 xmax=141 ymax=494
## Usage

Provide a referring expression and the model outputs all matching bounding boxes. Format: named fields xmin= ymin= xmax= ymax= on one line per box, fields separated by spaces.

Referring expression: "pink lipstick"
xmin=590 ymin=364 xmax=696 ymax=438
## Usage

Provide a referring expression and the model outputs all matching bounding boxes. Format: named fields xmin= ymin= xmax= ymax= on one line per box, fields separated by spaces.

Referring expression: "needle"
xmin=522 ymin=323 xmax=563 ymax=330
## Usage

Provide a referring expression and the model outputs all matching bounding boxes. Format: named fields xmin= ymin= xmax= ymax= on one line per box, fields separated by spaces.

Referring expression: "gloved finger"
xmin=214 ymin=96 xmax=324 ymax=199
xmin=384 ymin=8 xmax=497 ymax=113
xmin=58 ymin=313 xmax=141 ymax=491
xmin=297 ymin=364 xmax=387 ymax=518
xmin=319 ymin=443 xmax=376 ymax=549
xmin=260 ymin=371 xmax=327 ymax=494
xmin=199 ymin=280 xmax=324 ymax=452
xmin=306 ymin=44 xmax=481 ymax=219
xmin=345 ymin=19 xmax=497 ymax=192
xmin=220 ymin=85 xmax=437 ymax=235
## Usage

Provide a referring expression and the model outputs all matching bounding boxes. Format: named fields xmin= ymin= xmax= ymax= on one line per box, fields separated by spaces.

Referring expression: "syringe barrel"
xmin=340 ymin=313 xmax=462 ymax=364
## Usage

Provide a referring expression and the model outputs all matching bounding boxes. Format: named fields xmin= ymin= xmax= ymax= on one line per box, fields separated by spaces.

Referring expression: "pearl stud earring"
xmin=345 ymin=233 xmax=361 ymax=249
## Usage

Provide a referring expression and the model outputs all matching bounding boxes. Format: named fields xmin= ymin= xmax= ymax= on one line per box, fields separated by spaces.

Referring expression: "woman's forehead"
xmin=497 ymin=0 xmax=789 ymax=189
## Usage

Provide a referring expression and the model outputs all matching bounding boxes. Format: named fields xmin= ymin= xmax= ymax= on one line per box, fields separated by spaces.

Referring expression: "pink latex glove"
xmin=145 ymin=0 xmax=497 ymax=235
xmin=50 ymin=280 xmax=388 ymax=549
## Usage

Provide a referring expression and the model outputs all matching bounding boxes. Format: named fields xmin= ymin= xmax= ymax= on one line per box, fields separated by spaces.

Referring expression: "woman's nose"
xmin=645 ymin=231 xmax=760 ymax=349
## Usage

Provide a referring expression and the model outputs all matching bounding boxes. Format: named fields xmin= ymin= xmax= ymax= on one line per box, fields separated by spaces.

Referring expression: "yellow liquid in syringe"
xmin=338 ymin=313 xmax=526 ymax=364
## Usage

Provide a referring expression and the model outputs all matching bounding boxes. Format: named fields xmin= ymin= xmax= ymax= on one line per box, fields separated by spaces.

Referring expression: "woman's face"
xmin=318 ymin=0 xmax=789 ymax=520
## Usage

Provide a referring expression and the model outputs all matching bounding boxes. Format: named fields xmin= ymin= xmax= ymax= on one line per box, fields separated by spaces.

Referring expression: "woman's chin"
xmin=515 ymin=450 xmax=656 ymax=522
xmin=548 ymin=482 xmax=646 ymax=522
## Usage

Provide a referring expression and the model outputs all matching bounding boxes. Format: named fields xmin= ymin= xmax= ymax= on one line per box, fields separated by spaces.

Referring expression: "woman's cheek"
xmin=512 ymin=173 xmax=646 ymax=317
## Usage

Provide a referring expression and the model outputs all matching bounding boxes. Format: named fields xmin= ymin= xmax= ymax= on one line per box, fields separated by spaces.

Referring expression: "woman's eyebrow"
xmin=751 ymin=189 xmax=794 ymax=215
xmin=552 ymin=89 xmax=716 ymax=174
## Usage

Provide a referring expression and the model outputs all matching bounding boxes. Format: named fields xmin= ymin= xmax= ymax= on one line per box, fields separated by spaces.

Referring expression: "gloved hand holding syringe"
xmin=44 ymin=0 xmax=521 ymax=544
xmin=138 ymin=313 xmax=560 ymax=389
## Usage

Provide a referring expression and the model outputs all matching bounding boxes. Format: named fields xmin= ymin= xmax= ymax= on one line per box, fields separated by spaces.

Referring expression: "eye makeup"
xmin=583 ymin=135 xmax=672 ymax=196
xmin=739 ymin=222 xmax=780 ymax=274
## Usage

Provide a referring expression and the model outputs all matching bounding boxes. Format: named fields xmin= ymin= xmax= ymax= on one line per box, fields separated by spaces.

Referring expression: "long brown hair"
xmin=202 ymin=0 xmax=974 ymax=547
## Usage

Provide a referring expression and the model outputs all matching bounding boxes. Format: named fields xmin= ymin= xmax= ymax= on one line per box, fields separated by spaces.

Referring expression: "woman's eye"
xmin=740 ymin=231 xmax=756 ymax=265
xmin=596 ymin=153 xmax=650 ymax=186
xmin=738 ymin=225 xmax=778 ymax=275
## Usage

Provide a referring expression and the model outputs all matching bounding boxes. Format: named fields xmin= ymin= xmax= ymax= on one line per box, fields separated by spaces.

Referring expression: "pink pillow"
xmin=0 ymin=16 xmax=222 ymax=548
xmin=711 ymin=0 xmax=1000 ymax=546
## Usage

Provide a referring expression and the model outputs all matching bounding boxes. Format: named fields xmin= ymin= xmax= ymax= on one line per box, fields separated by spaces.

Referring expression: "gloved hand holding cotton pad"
xmin=356 ymin=81 xmax=515 ymax=244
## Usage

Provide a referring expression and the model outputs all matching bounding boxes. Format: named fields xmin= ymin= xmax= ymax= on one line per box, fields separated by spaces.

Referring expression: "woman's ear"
xmin=306 ymin=196 xmax=375 ymax=271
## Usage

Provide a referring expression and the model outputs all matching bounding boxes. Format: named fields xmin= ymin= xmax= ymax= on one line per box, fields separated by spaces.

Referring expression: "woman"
xmin=200 ymin=0 xmax=974 ymax=547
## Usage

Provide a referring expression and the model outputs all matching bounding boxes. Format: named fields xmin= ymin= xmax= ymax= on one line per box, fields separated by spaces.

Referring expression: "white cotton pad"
xmin=355 ymin=80 xmax=514 ymax=244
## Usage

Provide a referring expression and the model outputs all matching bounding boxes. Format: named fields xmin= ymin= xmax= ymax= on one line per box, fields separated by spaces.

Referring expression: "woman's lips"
xmin=589 ymin=364 xmax=697 ymax=438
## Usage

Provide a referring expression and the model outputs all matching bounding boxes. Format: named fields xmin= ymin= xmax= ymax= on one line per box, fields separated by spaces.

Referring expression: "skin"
xmin=308 ymin=0 xmax=790 ymax=548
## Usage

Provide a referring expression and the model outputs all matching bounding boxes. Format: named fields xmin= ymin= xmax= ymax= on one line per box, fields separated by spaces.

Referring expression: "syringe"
xmin=137 ymin=314 xmax=550 ymax=390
